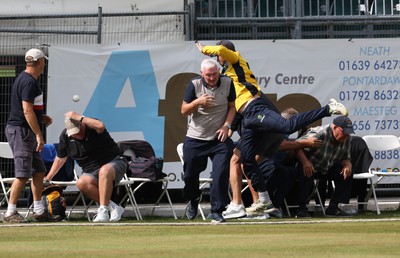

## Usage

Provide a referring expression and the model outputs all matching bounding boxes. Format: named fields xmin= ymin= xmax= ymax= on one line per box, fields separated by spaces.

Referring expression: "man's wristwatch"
xmin=80 ymin=116 xmax=85 ymax=123
xmin=224 ymin=123 xmax=231 ymax=130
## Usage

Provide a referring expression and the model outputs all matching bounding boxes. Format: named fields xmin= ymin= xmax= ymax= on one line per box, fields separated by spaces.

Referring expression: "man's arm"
xmin=22 ymin=100 xmax=44 ymax=152
xmin=44 ymin=156 xmax=68 ymax=181
xmin=279 ymin=137 xmax=323 ymax=151
xmin=295 ymin=149 xmax=314 ymax=178
xmin=65 ymin=111 xmax=105 ymax=134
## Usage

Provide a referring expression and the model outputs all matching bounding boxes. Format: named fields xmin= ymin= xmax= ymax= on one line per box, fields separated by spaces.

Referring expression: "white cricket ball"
xmin=72 ymin=95 xmax=80 ymax=102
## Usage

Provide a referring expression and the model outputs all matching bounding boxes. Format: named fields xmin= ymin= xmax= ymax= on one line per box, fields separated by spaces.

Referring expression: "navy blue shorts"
xmin=5 ymin=125 xmax=46 ymax=178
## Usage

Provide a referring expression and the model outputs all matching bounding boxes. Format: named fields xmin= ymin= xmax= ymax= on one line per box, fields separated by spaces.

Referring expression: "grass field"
xmin=1 ymin=212 xmax=400 ymax=258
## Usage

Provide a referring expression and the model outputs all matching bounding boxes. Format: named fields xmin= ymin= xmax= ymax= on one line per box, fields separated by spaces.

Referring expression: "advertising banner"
xmin=48 ymin=39 xmax=400 ymax=188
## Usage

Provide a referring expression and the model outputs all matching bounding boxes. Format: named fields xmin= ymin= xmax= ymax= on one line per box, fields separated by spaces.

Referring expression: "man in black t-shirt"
xmin=2 ymin=48 xmax=53 ymax=223
xmin=45 ymin=111 xmax=127 ymax=222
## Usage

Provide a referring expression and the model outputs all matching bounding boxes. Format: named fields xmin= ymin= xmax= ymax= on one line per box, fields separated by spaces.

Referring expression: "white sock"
xmin=258 ymin=191 xmax=271 ymax=204
xmin=6 ymin=204 xmax=17 ymax=216
xmin=33 ymin=201 xmax=44 ymax=214
xmin=99 ymin=205 xmax=109 ymax=211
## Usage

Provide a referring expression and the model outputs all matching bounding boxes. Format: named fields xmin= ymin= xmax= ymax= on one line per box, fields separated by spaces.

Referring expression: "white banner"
xmin=48 ymin=39 xmax=400 ymax=188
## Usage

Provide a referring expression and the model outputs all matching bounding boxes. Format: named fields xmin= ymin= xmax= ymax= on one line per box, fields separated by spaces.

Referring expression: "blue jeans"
xmin=239 ymin=98 xmax=330 ymax=192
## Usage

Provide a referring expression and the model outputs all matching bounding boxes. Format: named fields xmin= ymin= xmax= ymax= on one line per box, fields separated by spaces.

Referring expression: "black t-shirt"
xmin=7 ymin=71 xmax=43 ymax=127
xmin=57 ymin=126 xmax=121 ymax=173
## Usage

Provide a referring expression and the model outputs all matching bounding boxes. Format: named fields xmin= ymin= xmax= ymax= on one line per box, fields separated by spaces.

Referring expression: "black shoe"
xmin=208 ymin=213 xmax=225 ymax=223
xmin=295 ymin=209 xmax=311 ymax=218
xmin=325 ymin=207 xmax=352 ymax=217
xmin=186 ymin=197 xmax=200 ymax=220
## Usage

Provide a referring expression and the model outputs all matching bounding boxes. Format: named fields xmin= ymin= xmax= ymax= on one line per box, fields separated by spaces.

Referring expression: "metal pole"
xmin=97 ymin=6 xmax=102 ymax=44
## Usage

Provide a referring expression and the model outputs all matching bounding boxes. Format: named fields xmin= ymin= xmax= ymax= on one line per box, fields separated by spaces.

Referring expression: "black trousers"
xmin=297 ymin=163 xmax=353 ymax=209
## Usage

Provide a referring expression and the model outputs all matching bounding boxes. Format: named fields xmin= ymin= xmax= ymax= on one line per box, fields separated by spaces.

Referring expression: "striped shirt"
xmin=297 ymin=124 xmax=351 ymax=175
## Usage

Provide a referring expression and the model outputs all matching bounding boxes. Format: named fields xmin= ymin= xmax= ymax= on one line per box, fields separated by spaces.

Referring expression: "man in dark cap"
xmin=295 ymin=116 xmax=355 ymax=217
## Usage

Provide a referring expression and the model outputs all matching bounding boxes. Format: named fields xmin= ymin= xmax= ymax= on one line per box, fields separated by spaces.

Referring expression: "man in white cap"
xmin=2 ymin=48 xmax=53 ymax=223
xmin=44 ymin=111 xmax=127 ymax=222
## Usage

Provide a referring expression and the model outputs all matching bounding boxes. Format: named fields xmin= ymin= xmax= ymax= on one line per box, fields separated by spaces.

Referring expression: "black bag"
xmin=118 ymin=140 xmax=167 ymax=181
xmin=41 ymin=185 xmax=67 ymax=221
xmin=128 ymin=156 xmax=166 ymax=181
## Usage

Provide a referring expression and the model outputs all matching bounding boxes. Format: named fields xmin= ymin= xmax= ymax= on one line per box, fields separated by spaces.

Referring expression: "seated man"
xmin=45 ymin=111 xmax=127 ymax=222
xmin=295 ymin=116 xmax=354 ymax=217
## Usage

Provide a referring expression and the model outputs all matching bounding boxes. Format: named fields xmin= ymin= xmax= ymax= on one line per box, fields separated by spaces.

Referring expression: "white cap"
xmin=65 ymin=117 xmax=80 ymax=137
xmin=25 ymin=48 xmax=48 ymax=62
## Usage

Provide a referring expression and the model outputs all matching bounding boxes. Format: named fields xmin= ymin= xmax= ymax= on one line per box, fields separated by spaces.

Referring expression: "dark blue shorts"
xmin=5 ymin=124 xmax=46 ymax=178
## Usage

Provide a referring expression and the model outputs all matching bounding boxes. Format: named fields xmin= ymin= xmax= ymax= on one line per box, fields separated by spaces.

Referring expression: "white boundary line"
xmin=1 ymin=218 xmax=400 ymax=228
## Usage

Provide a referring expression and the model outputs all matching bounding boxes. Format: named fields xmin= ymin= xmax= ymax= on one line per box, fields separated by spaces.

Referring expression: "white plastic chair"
xmin=0 ymin=142 xmax=17 ymax=207
xmin=354 ymin=135 xmax=400 ymax=215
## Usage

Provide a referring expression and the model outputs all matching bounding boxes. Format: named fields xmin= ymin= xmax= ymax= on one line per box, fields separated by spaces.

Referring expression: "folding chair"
xmin=0 ymin=142 xmax=17 ymax=207
xmin=353 ymin=135 xmax=400 ymax=215
xmin=118 ymin=140 xmax=177 ymax=220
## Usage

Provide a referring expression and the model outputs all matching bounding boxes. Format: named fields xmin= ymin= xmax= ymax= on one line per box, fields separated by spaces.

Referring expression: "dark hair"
xmin=216 ymin=40 xmax=236 ymax=51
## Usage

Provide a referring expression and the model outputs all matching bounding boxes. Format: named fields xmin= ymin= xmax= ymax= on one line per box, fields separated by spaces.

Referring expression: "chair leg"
xmin=150 ymin=180 xmax=177 ymax=219
xmin=369 ymin=179 xmax=381 ymax=215
xmin=283 ymin=198 xmax=291 ymax=217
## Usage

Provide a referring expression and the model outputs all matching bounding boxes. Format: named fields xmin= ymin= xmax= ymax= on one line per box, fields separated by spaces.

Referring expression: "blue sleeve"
xmin=183 ymin=81 xmax=197 ymax=103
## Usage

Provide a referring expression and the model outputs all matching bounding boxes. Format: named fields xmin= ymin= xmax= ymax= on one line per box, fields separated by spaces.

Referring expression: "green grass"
xmin=1 ymin=211 xmax=400 ymax=257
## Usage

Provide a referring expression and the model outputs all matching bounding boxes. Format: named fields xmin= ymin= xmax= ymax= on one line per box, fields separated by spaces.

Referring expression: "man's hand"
xmin=341 ymin=166 xmax=352 ymax=180
xmin=303 ymin=160 xmax=315 ymax=177
xmin=197 ymin=94 xmax=215 ymax=107
xmin=43 ymin=114 xmax=53 ymax=127
xmin=216 ymin=126 xmax=229 ymax=142
xmin=196 ymin=41 xmax=204 ymax=53
xmin=36 ymin=134 xmax=44 ymax=152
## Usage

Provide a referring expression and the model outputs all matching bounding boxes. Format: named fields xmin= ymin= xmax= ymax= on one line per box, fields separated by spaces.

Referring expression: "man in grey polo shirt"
xmin=181 ymin=58 xmax=236 ymax=223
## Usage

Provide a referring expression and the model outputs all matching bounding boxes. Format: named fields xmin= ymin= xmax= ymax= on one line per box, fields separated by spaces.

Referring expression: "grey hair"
xmin=201 ymin=58 xmax=219 ymax=71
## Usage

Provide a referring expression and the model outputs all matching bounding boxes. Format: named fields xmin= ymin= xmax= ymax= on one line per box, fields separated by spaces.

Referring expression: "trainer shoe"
xmin=208 ymin=212 xmax=225 ymax=223
xmin=245 ymin=200 xmax=275 ymax=216
xmin=32 ymin=211 xmax=51 ymax=222
xmin=110 ymin=205 xmax=125 ymax=222
xmin=93 ymin=207 xmax=110 ymax=222
xmin=268 ymin=207 xmax=283 ymax=219
xmin=2 ymin=211 xmax=28 ymax=223
xmin=295 ymin=209 xmax=312 ymax=218
xmin=325 ymin=207 xmax=352 ymax=217
xmin=242 ymin=210 xmax=270 ymax=220
xmin=328 ymin=98 xmax=348 ymax=116
xmin=222 ymin=202 xmax=246 ymax=219
xmin=186 ymin=196 xmax=201 ymax=220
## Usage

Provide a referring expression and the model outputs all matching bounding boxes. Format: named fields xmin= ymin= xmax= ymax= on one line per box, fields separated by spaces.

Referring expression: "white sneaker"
xmin=222 ymin=202 xmax=246 ymax=219
xmin=245 ymin=200 xmax=272 ymax=214
xmin=242 ymin=212 xmax=270 ymax=220
xmin=110 ymin=205 xmax=125 ymax=222
xmin=93 ymin=207 xmax=110 ymax=222
xmin=328 ymin=98 xmax=348 ymax=116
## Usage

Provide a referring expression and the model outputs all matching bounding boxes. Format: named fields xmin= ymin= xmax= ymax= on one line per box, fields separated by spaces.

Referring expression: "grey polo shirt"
xmin=183 ymin=75 xmax=236 ymax=141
